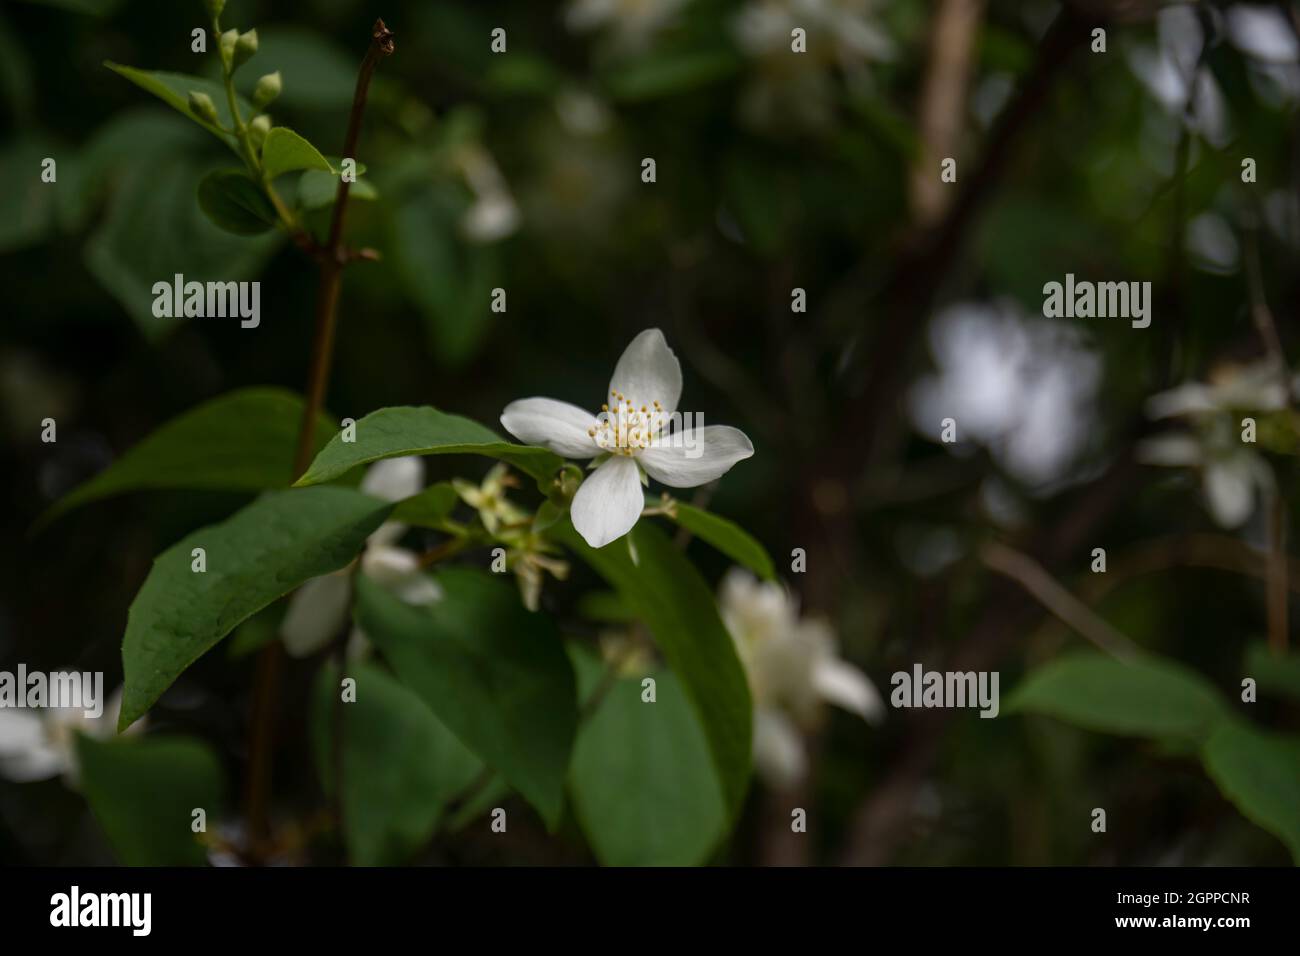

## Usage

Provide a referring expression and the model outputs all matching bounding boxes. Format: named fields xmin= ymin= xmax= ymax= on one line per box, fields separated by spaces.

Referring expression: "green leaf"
xmin=390 ymin=481 xmax=459 ymax=530
xmin=1201 ymin=719 xmax=1300 ymax=863
xmin=667 ymin=500 xmax=775 ymax=581
xmin=1005 ymin=652 xmax=1228 ymax=743
xmin=76 ymin=735 xmax=224 ymax=866
xmin=85 ymin=151 xmax=280 ymax=340
xmin=260 ymin=126 xmax=332 ymax=180
xmin=555 ymin=519 xmax=753 ymax=819
xmin=569 ymin=649 xmax=727 ymax=866
xmin=39 ymin=387 xmax=336 ymax=528
xmin=354 ymin=568 xmax=577 ymax=828
xmin=312 ymin=662 xmax=482 ymax=865
xmin=1244 ymin=643 xmax=1300 ymax=703
xmin=295 ymin=405 xmax=565 ymax=489
xmin=104 ymin=62 xmax=247 ymax=146
xmin=119 ymin=487 xmax=393 ymax=729
xmin=297 ymin=168 xmax=377 ymax=210
xmin=197 ymin=168 xmax=278 ymax=235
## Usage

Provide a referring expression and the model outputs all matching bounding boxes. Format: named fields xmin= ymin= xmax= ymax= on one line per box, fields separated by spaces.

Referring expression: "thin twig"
xmin=980 ymin=541 xmax=1140 ymax=660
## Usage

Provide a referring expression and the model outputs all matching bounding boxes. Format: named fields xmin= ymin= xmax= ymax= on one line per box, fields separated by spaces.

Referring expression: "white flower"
xmin=908 ymin=301 xmax=1101 ymax=489
xmin=719 ymin=568 xmax=882 ymax=788
xmin=564 ymin=0 xmax=691 ymax=52
xmin=1126 ymin=5 xmax=1230 ymax=146
xmin=454 ymin=144 xmax=520 ymax=244
xmin=0 ymin=686 xmax=142 ymax=786
xmin=1140 ymin=361 xmax=1290 ymax=528
xmin=279 ymin=457 xmax=441 ymax=657
xmin=500 ymin=328 xmax=754 ymax=548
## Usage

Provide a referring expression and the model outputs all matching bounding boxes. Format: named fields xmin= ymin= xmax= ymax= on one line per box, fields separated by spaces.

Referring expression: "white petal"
xmin=1138 ymin=433 xmax=1204 ymax=467
xmin=570 ymin=456 xmax=645 ymax=548
xmin=362 ymin=546 xmax=442 ymax=605
xmin=0 ymin=745 xmax=67 ymax=782
xmin=361 ymin=456 xmax=425 ymax=502
xmin=1204 ymin=461 xmax=1255 ymax=528
xmin=500 ymin=397 xmax=599 ymax=458
xmin=751 ymin=708 xmax=807 ymax=789
xmin=812 ymin=658 xmax=884 ymax=724
xmin=280 ymin=572 xmax=353 ymax=657
xmin=639 ymin=425 xmax=754 ymax=488
xmin=0 ymin=709 xmax=46 ymax=756
xmin=608 ymin=328 xmax=683 ymax=416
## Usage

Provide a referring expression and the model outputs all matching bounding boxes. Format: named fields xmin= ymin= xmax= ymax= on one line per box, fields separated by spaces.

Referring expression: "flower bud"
xmin=248 ymin=114 xmax=271 ymax=150
xmin=233 ymin=29 xmax=259 ymax=69
xmin=252 ymin=71 xmax=281 ymax=110
xmin=219 ymin=28 xmax=238 ymax=68
xmin=187 ymin=90 xmax=219 ymax=125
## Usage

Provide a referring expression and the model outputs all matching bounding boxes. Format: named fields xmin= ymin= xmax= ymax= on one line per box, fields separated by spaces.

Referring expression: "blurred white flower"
xmin=454 ymin=145 xmax=520 ymax=244
xmin=500 ymin=329 xmax=754 ymax=548
xmin=0 ymin=686 xmax=141 ymax=786
xmin=908 ymin=301 xmax=1102 ymax=489
xmin=1226 ymin=3 xmax=1300 ymax=101
xmin=280 ymin=457 xmax=440 ymax=657
xmin=1141 ymin=361 xmax=1293 ymax=528
xmin=733 ymin=0 xmax=892 ymax=131
xmin=1126 ymin=5 xmax=1230 ymax=146
xmin=564 ymin=0 xmax=692 ymax=52
xmin=720 ymin=568 xmax=882 ymax=788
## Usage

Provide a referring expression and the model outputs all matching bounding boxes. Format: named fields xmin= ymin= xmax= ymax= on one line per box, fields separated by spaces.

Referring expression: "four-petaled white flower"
xmin=280 ymin=456 xmax=441 ymax=657
xmin=0 ymin=686 xmax=142 ymax=786
xmin=500 ymin=328 xmax=754 ymax=548
xmin=719 ymin=568 xmax=882 ymax=789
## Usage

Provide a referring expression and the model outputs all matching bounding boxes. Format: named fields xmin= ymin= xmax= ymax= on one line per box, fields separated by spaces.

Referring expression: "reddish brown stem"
xmin=244 ymin=18 xmax=394 ymax=856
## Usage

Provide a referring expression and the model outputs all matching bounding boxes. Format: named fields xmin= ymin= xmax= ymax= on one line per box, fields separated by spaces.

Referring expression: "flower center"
xmin=589 ymin=388 xmax=665 ymax=456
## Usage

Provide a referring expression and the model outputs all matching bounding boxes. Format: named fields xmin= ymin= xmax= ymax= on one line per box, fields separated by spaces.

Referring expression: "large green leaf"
xmin=569 ymin=649 xmax=727 ymax=866
xmin=312 ymin=662 xmax=482 ymax=865
xmin=556 ymin=519 xmax=753 ymax=819
xmin=197 ymin=168 xmax=277 ymax=235
xmin=76 ymin=734 xmax=225 ymax=866
xmin=260 ymin=126 xmax=332 ymax=180
xmin=1244 ymin=643 xmax=1300 ymax=703
xmin=119 ymin=487 xmax=393 ymax=729
xmin=667 ymin=499 xmax=775 ymax=581
xmin=1201 ymin=719 xmax=1300 ymax=863
xmin=1005 ymin=652 xmax=1228 ymax=743
xmin=104 ymin=62 xmax=247 ymax=147
xmin=295 ymin=406 xmax=565 ymax=488
xmin=354 ymin=568 xmax=577 ymax=828
xmin=40 ymin=387 xmax=336 ymax=528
